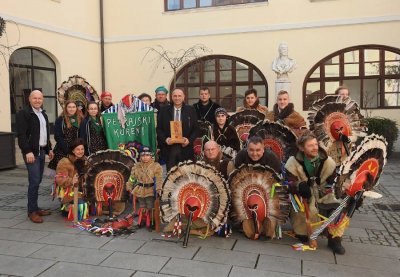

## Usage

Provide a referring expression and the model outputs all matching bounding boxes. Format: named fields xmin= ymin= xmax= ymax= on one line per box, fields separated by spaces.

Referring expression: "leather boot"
xmin=28 ymin=212 xmax=43 ymax=223
xmin=37 ymin=209 xmax=52 ymax=216
xmin=328 ymin=234 xmax=345 ymax=255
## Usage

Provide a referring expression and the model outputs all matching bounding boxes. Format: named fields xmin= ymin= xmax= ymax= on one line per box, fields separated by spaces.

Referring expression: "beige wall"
xmin=1 ymin=0 xmax=100 ymax=37
xmin=0 ymin=0 xmax=101 ymax=131
xmin=104 ymin=0 xmax=399 ymax=38
xmin=104 ymin=20 xmax=400 ymax=122
xmin=1 ymin=0 xmax=400 ymax=132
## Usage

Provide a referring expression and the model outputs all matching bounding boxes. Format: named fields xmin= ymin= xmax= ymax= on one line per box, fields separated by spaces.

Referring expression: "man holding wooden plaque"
xmin=157 ymin=88 xmax=198 ymax=171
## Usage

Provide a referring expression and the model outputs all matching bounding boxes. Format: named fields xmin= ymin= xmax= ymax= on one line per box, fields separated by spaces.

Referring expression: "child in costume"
xmin=126 ymin=146 xmax=163 ymax=230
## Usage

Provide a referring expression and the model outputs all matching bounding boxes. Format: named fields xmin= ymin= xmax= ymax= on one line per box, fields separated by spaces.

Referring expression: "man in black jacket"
xmin=156 ymin=88 xmax=198 ymax=171
xmin=193 ymin=87 xmax=220 ymax=125
xmin=227 ymin=135 xmax=281 ymax=175
xmin=151 ymin=85 xmax=170 ymax=112
xmin=16 ymin=90 xmax=54 ymax=223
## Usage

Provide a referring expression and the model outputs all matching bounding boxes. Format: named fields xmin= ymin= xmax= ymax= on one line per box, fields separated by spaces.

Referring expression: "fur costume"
xmin=126 ymin=160 xmax=163 ymax=201
xmin=236 ymin=98 xmax=269 ymax=117
xmin=125 ymin=158 xmax=163 ymax=230
xmin=212 ymin=123 xmax=241 ymax=152
xmin=271 ymin=103 xmax=307 ymax=137
xmin=54 ymin=155 xmax=87 ymax=219
xmin=285 ymin=148 xmax=339 ymax=236
xmin=55 ymin=155 xmax=87 ymax=202
xmin=202 ymin=151 xmax=230 ymax=180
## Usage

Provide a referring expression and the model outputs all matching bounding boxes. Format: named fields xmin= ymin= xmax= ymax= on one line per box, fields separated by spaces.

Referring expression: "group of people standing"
xmin=17 ymin=84 xmax=356 ymax=255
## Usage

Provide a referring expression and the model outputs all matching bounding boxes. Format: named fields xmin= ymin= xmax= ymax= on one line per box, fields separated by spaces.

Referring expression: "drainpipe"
xmin=100 ymin=0 xmax=105 ymax=91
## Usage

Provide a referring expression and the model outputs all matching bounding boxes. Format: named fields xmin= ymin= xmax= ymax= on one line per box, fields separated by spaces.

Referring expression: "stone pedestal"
xmin=275 ymin=81 xmax=291 ymax=97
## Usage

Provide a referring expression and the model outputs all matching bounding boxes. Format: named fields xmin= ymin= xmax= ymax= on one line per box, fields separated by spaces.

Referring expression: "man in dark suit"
xmin=17 ymin=90 xmax=54 ymax=223
xmin=156 ymin=88 xmax=198 ymax=171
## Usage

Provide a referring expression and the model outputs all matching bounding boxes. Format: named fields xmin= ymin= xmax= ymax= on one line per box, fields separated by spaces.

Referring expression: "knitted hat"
xmin=155 ymin=86 xmax=168 ymax=94
xmin=101 ymin=91 xmax=112 ymax=99
xmin=140 ymin=146 xmax=152 ymax=156
xmin=215 ymin=107 xmax=228 ymax=117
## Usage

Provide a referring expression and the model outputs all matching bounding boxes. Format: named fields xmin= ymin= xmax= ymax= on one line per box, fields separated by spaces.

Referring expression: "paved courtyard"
xmin=0 ymin=156 xmax=399 ymax=277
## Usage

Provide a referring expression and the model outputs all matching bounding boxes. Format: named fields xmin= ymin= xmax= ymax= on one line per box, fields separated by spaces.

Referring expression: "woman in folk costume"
xmin=212 ymin=108 xmax=241 ymax=154
xmin=270 ymin=90 xmax=307 ymax=137
xmin=48 ymin=100 xmax=81 ymax=170
xmin=99 ymin=91 xmax=114 ymax=112
xmin=79 ymin=102 xmax=108 ymax=156
xmin=236 ymin=88 xmax=270 ymax=117
xmin=54 ymin=138 xmax=88 ymax=219
xmin=284 ymin=131 xmax=348 ymax=254
xmin=125 ymin=146 xmax=163 ymax=231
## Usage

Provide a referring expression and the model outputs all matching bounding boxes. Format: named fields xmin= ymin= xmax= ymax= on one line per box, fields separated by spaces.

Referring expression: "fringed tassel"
xmin=78 ymin=204 xmax=83 ymax=222
xmin=67 ymin=205 xmax=74 ymax=221
xmin=96 ymin=202 xmax=103 ymax=216
xmin=91 ymin=203 xmax=97 ymax=216
xmin=161 ymin=214 xmax=182 ymax=238
xmin=177 ymin=214 xmax=182 ymax=236
xmin=146 ymin=210 xmax=151 ymax=228
xmin=137 ymin=208 xmax=144 ymax=226
xmin=289 ymin=194 xmax=299 ymax=213
xmin=77 ymin=202 xmax=89 ymax=222
xmin=275 ymin=224 xmax=282 ymax=239
xmin=84 ymin=203 xmax=89 ymax=219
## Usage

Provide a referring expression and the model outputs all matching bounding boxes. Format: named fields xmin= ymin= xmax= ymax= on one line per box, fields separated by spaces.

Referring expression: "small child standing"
xmin=126 ymin=146 xmax=163 ymax=230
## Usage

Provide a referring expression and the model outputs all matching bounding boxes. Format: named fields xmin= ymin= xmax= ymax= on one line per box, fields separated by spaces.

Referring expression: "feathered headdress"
xmin=308 ymin=95 xmax=367 ymax=150
xmin=228 ymin=164 xmax=290 ymax=239
xmin=57 ymin=75 xmax=99 ymax=108
xmin=160 ymin=161 xmax=230 ymax=232
xmin=310 ymin=134 xmax=387 ymax=241
xmin=334 ymin=134 xmax=387 ymax=198
xmin=228 ymin=110 xmax=265 ymax=146
xmin=85 ymin=150 xmax=136 ymax=215
xmin=249 ymin=120 xmax=297 ymax=162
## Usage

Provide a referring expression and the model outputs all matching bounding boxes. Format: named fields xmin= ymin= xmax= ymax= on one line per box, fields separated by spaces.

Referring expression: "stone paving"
xmin=0 ymin=157 xmax=399 ymax=277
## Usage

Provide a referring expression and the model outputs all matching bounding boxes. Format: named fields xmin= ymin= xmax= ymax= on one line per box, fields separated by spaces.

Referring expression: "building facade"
xmin=1 ymin=0 xmax=399 ymax=132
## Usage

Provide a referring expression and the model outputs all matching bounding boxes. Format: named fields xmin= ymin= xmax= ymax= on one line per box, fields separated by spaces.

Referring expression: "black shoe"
xmin=295 ymin=234 xmax=309 ymax=243
xmin=328 ymin=235 xmax=346 ymax=255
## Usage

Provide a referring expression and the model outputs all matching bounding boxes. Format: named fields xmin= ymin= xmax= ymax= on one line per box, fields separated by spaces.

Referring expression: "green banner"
xmin=102 ymin=111 xmax=156 ymax=153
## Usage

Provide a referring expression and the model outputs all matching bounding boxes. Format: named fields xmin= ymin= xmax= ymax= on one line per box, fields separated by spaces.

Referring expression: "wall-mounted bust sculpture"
xmin=272 ymin=43 xmax=296 ymax=81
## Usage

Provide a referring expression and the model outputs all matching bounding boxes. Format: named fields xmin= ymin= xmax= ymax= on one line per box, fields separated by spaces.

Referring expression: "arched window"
xmin=9 ymin=48 xmax=57 ymax=132
xmin=172 ymin=55 xmax=268 ymax=112
xmin=303 ymin=45 xmax=400 ymax=110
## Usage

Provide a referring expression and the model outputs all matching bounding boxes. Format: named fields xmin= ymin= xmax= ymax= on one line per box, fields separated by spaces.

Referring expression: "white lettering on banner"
xmin=113 ymin=126 xmax=145 ymax=138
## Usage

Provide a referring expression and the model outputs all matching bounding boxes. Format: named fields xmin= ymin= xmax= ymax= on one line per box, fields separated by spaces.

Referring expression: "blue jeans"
xmin=25 ymin=149 xmax=45 ymax=214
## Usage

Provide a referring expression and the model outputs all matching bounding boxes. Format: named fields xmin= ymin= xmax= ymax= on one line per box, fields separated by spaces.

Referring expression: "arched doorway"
xmin=9 ymin=48 xmax=57 ymax=132
xmin=172 ymin=55 xmax=268 ymax=112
